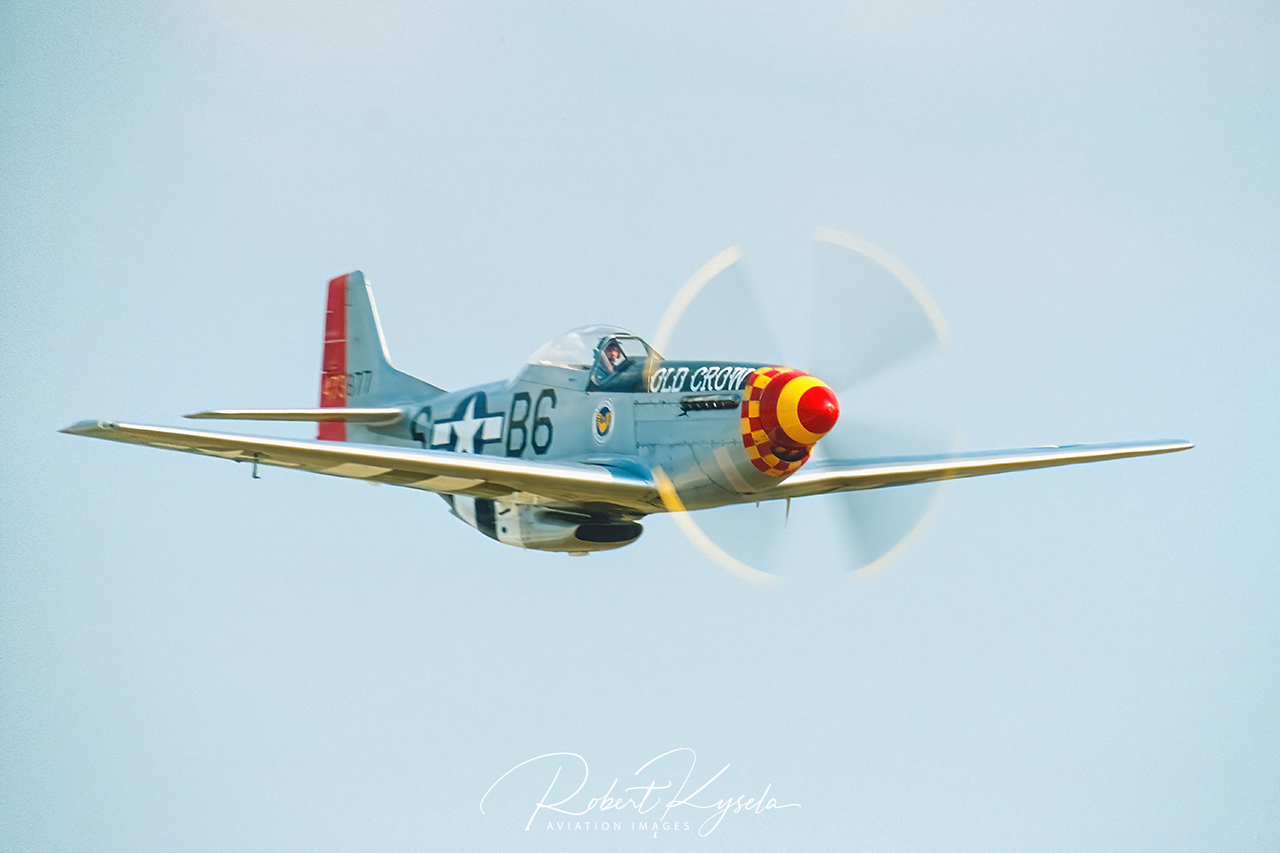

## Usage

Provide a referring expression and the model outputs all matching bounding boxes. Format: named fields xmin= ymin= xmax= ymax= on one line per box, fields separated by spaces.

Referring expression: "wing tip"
xmin=60 ymin=419 xmax=117 ymax=436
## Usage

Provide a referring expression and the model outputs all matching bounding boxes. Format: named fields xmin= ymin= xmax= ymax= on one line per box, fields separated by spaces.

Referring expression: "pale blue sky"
xmin=3 ymin=2 xmax=1278 ymax=850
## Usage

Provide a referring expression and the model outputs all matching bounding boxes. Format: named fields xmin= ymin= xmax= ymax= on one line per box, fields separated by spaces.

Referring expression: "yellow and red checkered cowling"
xmin=740 ymin=367 xmax=840 ymax=476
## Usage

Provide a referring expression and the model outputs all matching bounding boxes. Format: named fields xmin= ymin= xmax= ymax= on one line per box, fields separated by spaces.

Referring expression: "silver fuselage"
xmin=345 ymin=359 xmax=782 ymax=549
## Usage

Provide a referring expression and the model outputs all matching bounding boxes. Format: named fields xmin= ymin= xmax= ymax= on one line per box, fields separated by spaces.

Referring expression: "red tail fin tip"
xmin=318 ymin=274 xmax=348 ymax=441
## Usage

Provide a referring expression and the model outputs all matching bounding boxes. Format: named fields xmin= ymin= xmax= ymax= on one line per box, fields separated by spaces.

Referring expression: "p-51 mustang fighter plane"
xmin=63 ymin=267 xmax=1191 ymax=575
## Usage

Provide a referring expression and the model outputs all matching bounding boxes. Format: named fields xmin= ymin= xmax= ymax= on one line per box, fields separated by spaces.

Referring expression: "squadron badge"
xmin=593 ymin=399 xmax=614 ymax=444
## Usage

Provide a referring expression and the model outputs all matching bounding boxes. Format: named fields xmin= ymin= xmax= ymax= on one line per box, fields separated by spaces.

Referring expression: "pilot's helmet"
xmin=602 ymin=340 xmax=625 ymax=371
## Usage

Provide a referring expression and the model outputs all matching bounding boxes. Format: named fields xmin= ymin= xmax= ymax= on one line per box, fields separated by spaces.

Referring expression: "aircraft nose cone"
xmin=761 ymin=370 xmax=839 ymax=447
xmin=797 ymin=383 xmax=840 ymax=437
xmin=742 ymin=367 xmax=839 ymax=476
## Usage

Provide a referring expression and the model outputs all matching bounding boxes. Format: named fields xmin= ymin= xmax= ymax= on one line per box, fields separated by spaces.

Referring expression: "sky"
xmin=2 ymin=1 xmax=1278 ymax=850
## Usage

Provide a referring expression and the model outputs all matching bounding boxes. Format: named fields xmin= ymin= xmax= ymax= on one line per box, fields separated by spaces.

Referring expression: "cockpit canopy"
xmin=525 ymin=325 xmax=658 ymax=392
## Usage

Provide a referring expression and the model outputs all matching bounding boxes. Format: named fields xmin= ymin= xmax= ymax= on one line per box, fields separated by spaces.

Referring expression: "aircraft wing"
xmin=772 ymin=440 xmax=1193 ymax=500
xmin=61 ymin=420 xmax=660 ymax=513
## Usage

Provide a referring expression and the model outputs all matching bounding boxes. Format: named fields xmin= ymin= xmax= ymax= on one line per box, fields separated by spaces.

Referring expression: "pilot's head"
xmin=602 ymin=341 xmax=624 ymax=372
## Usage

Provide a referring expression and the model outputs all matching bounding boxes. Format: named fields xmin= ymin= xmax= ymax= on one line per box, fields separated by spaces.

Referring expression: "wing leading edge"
xmin=61 ymin=420 xmax=660 ymax=513
xmin=773 ymin=440 xmax=1193 ymax=500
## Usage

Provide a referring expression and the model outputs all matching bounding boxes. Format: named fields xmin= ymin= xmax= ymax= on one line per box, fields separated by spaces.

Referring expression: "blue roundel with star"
xmin=428 ymin=392 xmax=505 ymax=454
xmin=593 ymin=399 xmax=614 ymax=444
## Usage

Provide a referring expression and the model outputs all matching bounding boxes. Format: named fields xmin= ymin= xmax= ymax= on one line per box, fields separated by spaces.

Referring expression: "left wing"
xmin=773 ymin=440 xmax=1193 ymax=499
xmin=61 ymin=420 xmax=659 ymax=513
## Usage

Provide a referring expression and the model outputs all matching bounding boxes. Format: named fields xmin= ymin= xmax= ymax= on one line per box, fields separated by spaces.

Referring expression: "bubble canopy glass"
xmin=525 ymin=325 xmax=650 ymax=369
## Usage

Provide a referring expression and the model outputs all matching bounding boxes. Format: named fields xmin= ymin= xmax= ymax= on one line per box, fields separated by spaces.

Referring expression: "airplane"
xmin=61 ymin=247 xmax=1193 ymax=579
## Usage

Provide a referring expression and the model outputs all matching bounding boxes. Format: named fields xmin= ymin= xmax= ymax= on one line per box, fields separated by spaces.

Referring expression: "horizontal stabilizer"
xmin=185 ymin=408 xmax=404 ymax=425
xmin=775 ymin=440 xmax=1194 ymax=499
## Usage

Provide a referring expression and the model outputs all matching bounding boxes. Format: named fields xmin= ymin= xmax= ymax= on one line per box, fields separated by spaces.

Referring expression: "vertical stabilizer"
xmin=318 ymin=271 xmax=442 ymax=441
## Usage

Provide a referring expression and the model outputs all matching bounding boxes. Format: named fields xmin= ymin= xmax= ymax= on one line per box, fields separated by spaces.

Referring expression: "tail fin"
xmin=319 ymin=271 xmax=443 ymax=441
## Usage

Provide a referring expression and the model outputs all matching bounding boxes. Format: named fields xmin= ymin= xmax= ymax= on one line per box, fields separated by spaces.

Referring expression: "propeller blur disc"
xmin=653 ymin=230 xmax=954 ymax=581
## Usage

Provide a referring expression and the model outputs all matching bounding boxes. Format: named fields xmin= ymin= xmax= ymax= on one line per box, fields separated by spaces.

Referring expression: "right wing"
xmin=773 ymin=440 xmax=1193 ymax=500
xmin=61 ymin=420 xmax=659 ymax=513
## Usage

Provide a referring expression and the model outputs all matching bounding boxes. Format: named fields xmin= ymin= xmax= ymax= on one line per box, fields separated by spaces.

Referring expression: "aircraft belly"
xmin=446 ymin=494 xmax=642 ymax=553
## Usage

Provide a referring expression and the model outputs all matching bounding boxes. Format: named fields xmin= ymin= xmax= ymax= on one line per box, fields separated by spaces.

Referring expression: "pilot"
xmin=600 ymin=340 xmax=626 ymax=374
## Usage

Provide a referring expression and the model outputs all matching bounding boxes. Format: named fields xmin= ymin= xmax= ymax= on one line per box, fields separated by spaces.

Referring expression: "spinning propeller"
xmin=652 ymin=228 xmax=955 ymax=583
